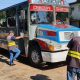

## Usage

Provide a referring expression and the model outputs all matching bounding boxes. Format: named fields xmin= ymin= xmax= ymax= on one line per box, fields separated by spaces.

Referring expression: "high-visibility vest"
xmin=8 ymin=41 xmax=16 ymax=46
xmin=68 ymin=50 xmax=80 ymax=59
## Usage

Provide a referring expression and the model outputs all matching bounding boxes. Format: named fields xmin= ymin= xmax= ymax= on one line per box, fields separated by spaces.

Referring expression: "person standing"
xmin=7 ymin=31 xmax=23 ymax=66
xmin=66 ymin=37 xmax=80 ymax=80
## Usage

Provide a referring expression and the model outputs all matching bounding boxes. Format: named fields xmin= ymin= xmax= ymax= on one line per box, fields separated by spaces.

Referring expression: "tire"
xmin=29 ymin=46 xmax=43 ymax=67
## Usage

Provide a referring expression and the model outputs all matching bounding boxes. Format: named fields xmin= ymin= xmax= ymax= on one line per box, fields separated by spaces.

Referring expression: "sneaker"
xmin=14 ymin=59 xmax=17 ymax=61
xmin=9 ymin=61 xmax=15 ymax=66
xmin=9 ymin=63 xmax=15 ymax=66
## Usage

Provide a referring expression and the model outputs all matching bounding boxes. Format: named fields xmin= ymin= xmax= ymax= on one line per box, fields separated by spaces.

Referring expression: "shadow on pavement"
xmin=30 ymin=74 xmax=51 ymax=80
xmin=18 ymin=56 xmax=66 ymax=70
xmin=0 ymin=49 xmax=67 ymax=70
xmin=0 ymin=48 xmax=10 ymax=65
xmin=0 ymin=55 xmax=9 ymax=65
xmin=39 ymin=61 xmax=66 ymax=70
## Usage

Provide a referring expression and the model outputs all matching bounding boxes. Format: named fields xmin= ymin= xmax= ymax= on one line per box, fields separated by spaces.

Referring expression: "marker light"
xmin=48 ymin=45 xmax=54 ymax=51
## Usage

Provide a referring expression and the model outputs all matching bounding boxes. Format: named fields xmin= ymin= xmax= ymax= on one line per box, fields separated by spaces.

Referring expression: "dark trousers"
xmin=67 ymin=66 xmax=80 ymax=80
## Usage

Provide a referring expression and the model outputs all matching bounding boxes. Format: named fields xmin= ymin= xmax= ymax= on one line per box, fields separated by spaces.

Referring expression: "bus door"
xmin=18 ymin=8 xmax=29 ymax=56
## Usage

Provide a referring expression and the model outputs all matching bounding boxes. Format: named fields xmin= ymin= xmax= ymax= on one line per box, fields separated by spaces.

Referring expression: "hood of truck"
xmin=37 ymin=24 xmax=80 ymax=43
xmin=38 ymin=24 xmax=80 ymax=31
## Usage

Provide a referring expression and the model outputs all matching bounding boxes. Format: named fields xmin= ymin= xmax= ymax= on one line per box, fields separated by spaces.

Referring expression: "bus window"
xmin=7 ymin=17 xmax=16 ymax=27
xmin=0 ymin=19 xmax=7 ymax=27
xmin=0 ymin=11 xmax=7 ymax=27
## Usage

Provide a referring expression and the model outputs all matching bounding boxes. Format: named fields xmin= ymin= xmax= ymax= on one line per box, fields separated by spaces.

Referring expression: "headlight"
xmin=54 ymin=44 xmax=62 ymax=49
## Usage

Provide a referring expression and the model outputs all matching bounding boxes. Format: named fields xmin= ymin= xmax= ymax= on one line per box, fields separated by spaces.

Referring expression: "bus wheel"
xmin=29 ymin=46 xmax=43 ymax=67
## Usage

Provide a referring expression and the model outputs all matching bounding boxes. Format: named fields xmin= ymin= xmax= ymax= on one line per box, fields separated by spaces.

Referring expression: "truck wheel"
xmin=29 ymin=46 xmax=43 ymax=67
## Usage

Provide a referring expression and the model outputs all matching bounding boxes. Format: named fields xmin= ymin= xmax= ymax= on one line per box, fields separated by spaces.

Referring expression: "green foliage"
xmin=0 ymin=11 xmax=6 ymax=20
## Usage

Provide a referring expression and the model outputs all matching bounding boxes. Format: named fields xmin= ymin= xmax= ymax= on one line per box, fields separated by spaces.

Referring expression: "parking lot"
xmin=0 ymin=51 xmax=67 ymax=80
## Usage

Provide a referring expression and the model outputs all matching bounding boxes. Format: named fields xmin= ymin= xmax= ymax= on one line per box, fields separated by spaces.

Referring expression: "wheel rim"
xmin=31 ymin=50 xmax=40 ymax=64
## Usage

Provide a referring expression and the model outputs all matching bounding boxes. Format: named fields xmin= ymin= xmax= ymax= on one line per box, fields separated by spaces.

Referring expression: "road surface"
xmin=0 ymin=53 xmax=67 ymax=80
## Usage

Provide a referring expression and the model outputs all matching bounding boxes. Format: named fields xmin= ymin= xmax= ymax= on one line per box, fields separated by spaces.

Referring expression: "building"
xmin=70 ymin=0 xmax=80 ymax=27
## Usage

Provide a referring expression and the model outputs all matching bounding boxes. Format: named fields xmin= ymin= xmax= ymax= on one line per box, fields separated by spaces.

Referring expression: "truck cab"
xmin=28 ymin=0 xmax=80 ymax=67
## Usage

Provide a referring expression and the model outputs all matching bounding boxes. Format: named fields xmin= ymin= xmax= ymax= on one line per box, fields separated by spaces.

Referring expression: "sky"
xmin=0 ymin=0 xmax=77 ymax=10
xmin=0 ymin=0 xmax=27 ymax=10
xmin=65 ymin=0 xmax=77 ymax=4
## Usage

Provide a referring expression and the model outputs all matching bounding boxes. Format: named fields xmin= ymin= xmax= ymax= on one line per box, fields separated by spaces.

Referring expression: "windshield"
xmin=56 ymin=12 xmax=69 ymax=24
xmin=30 ymin=11 xmax=54 ymax=24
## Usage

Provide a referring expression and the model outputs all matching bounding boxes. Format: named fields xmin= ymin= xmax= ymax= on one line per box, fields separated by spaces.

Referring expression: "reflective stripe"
xmin=68 ymin=53 xmax=80 ymax=59
xmin=70 ymin=51 xmax=80 ymax=56
xmin=8 ymin=41 xmax=16 ymax=46
xmin=68 ymin=50 xmax=80 ymax=59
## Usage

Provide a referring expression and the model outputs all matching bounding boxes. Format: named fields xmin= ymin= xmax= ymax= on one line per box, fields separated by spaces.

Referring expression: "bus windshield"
xmin=30 ymin=11 xmax=53 ymax=24
xmin=56 ymin=12 xmax=69 ymax=24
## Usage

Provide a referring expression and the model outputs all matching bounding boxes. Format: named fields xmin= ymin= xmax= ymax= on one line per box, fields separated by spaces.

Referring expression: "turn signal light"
xmin=48 ymin=45 xmax=54 ymax=51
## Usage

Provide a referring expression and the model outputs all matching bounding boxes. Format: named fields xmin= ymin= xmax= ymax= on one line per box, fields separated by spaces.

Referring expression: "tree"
xmin=0 ymin=11 xmax=6 ymax=20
